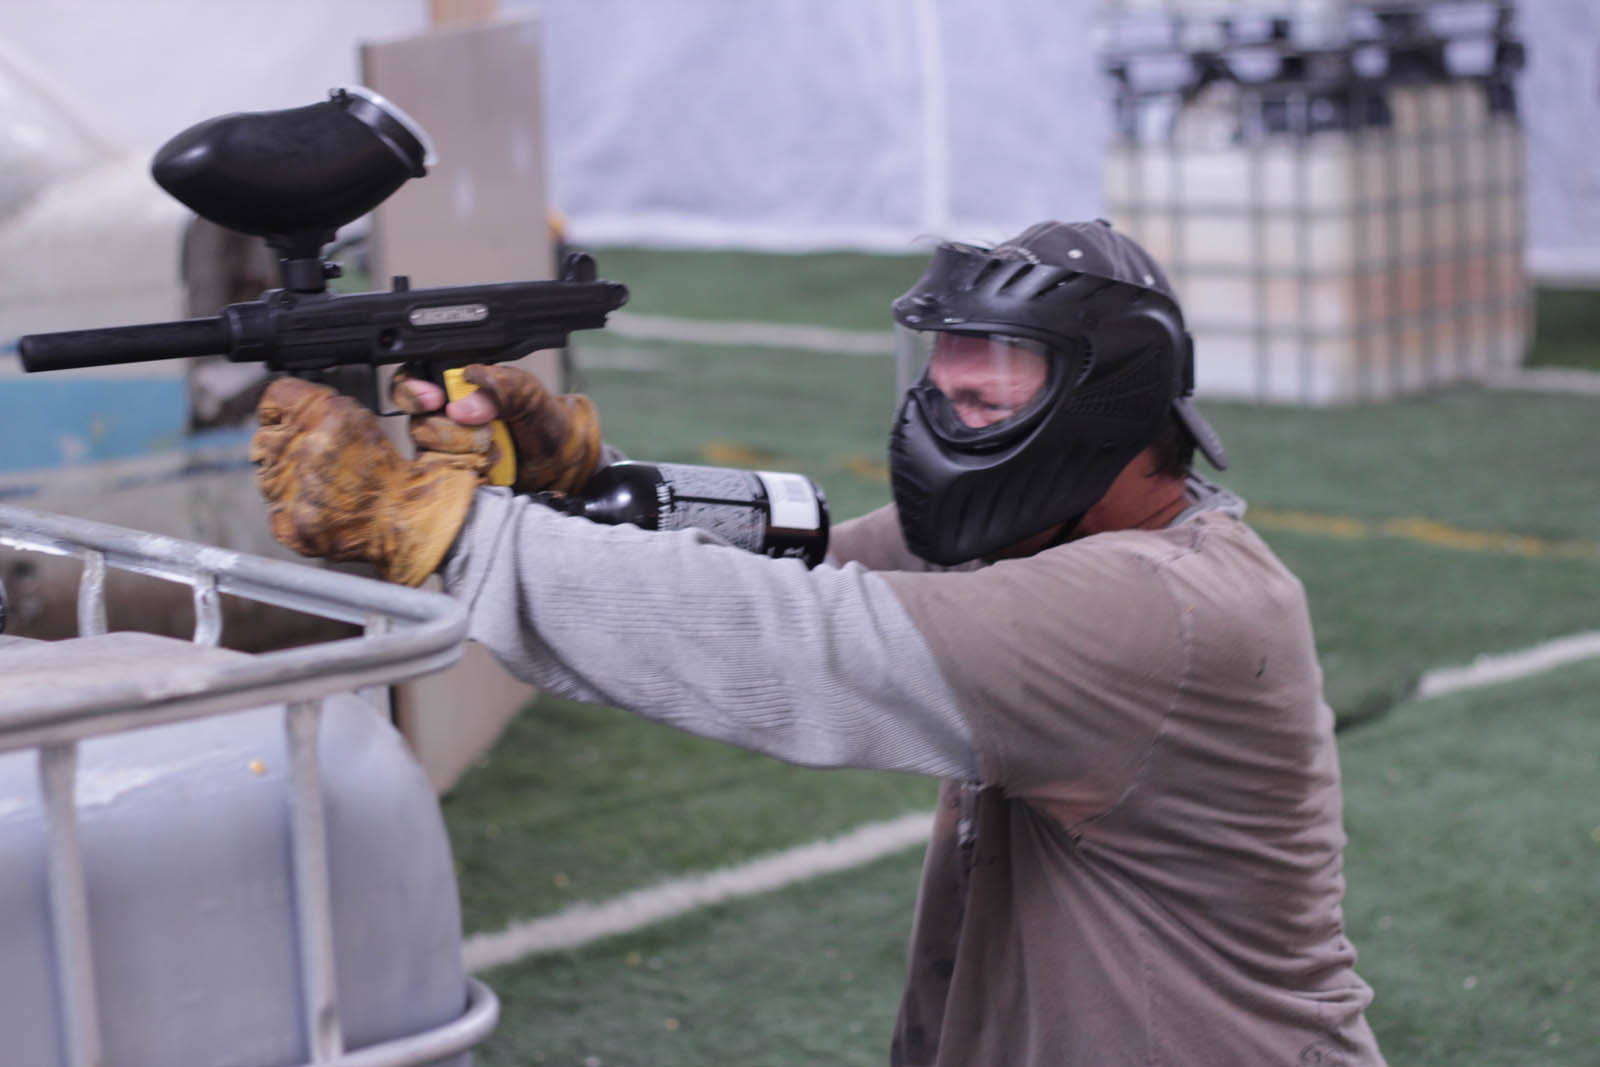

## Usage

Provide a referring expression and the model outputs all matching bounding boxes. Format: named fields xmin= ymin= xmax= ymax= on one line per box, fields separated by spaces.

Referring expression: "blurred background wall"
xmin=0 ymin=0 xmax=1593 ymax=277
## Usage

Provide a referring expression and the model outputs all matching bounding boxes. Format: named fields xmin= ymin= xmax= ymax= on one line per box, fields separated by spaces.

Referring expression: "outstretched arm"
xmin=444 ymin=488 xmax=980 ymax=781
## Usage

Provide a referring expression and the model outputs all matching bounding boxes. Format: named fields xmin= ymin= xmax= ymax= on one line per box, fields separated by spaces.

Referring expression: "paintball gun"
xmin=17 ymin=87 xmax=629 ymax=486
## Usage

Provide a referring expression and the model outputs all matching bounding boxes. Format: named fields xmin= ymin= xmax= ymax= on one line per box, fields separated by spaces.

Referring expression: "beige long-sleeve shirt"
xmin=444 ymin=482 xmax=1383 ymax=1065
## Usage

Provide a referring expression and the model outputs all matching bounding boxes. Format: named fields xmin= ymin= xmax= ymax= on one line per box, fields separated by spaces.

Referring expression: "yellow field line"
xmin=1251 ymin=509 xmax=1600 ymax=561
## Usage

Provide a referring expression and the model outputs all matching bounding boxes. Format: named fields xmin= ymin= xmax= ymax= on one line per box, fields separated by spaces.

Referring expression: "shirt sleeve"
xmin=442 ymin=488 xmax=981 ymax=780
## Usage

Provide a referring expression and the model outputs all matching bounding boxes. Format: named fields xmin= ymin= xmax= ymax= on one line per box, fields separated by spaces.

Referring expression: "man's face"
xmin=927 ymin=333 xmax=1050 ymax=429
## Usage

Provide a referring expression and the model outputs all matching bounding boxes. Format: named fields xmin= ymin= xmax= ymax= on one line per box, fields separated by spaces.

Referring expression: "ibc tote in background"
xmin=1098 ymin=0 xmax=1528 ymax=403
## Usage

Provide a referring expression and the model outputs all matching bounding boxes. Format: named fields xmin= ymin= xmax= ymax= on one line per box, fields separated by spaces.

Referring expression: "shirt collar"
xmin=1171 ymin=472 xmax=1246 ymax=527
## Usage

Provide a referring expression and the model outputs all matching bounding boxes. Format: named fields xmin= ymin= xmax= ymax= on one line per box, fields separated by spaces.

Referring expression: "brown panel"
xmin=361 ymin=16 xmax=558 ymax=794
xmin=362 ymin=16 xmax=553 ymax=290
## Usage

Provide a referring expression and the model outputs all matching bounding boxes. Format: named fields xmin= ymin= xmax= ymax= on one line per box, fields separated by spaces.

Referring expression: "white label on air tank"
xmin=755 ymin=471 xmax=819 ymax=532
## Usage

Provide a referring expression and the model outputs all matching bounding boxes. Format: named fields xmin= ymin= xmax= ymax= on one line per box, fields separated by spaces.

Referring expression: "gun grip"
xmin=442 ymin=368 xmax=518 ymax=487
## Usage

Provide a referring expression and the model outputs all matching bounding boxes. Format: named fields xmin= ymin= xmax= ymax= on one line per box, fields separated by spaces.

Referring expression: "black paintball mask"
xmin=888 ymin=220 xmax=1228 ymax=566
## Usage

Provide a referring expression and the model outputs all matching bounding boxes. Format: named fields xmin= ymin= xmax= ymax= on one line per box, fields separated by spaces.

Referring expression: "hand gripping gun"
xmin=17 ymin=88 xmax=629 ymax=486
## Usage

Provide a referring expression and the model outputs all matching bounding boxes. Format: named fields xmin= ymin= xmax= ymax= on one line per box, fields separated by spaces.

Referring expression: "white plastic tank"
xmin=0 ymin=641 xmax=473 ymax=1067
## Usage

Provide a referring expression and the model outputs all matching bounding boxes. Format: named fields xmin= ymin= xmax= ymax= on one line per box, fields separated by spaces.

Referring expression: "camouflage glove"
xmin=252 ymin=378 xmax=480 ymax=587
xmin=393 ymin=363 xmax=604 ymax=494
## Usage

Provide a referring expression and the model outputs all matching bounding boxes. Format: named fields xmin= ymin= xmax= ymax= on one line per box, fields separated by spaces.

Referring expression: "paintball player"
xmin=252 ymin=220 xmax=1385 ymax=1065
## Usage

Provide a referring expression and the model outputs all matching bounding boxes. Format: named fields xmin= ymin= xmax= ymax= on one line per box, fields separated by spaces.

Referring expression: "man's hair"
xmin=1149 ymin=413 xmax=1195 ymax=480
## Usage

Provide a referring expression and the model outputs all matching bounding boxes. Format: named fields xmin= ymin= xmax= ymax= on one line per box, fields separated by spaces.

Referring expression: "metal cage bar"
xmin=287 ymin=698 xmax=345 ymax=1062
xmin=38 ymin=741 xmax=101 ymax=1067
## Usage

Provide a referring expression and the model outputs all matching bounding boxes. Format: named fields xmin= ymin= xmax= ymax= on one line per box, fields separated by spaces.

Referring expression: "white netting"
xmin=527 ymin=0 xmax=1108 ymax=251
xmin=519 ymin=0 xmax=1598 ymax=281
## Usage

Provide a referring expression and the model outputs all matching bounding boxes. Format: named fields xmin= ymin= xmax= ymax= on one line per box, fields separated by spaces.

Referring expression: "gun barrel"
xmin=18 ymin=317 xmax=230 ymax=372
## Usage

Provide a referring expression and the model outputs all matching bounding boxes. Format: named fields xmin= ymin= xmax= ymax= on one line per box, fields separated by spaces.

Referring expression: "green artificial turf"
xmin=586 ymin=246 xmax=927 ymax=332
xmin=473 ymin=848 xmax=923 ymax=1067
xmin=1340 ymin=656 xmax=1600 ymax=1064
xmin=1528 ymin=288 xmax=1600 ymax=372
xmin=1265 ymin=532 xmax=1600 ymax=724
xmin=443 ymin=698 xmax=935 ymax=937
xmin=1201 ymin=389 xmax=1600 ymax=545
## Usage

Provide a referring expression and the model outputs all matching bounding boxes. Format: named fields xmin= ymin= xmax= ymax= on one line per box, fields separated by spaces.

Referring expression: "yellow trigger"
xmin=443 ymin=367 xmax=518 ymax=486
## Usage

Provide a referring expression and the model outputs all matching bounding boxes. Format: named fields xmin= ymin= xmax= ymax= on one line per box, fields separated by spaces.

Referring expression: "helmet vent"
xmin=971 ymin=258 xmax=1005 ymax=289
xmin=997 ymin=262 xmax=1035 ymax=291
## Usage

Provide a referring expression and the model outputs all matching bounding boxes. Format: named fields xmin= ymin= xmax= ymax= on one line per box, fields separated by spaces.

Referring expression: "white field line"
xmin=1413 ymin=630 xmax=1600 ymax=700
xmin=1481 ymin=367 xmax=1600 ymax=396
xmin=605 ymin=311 xmax=895 ymax=356
xmin=460 ymin=809 xmax=933 ymax=974
xmin=462 ymin=630 xmax=1600 ymax=974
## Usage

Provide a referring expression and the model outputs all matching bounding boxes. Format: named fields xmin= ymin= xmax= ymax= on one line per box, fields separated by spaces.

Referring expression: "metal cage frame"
xmin=0 ymin=503 xmax=497 ymax=1067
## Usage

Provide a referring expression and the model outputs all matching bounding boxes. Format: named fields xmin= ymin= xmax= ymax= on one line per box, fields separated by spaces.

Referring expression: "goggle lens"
xmin=919 ymin=332 xmax=1054 ymax=429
